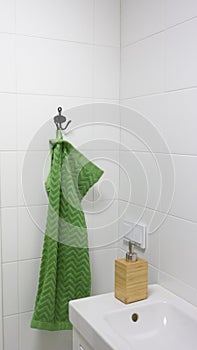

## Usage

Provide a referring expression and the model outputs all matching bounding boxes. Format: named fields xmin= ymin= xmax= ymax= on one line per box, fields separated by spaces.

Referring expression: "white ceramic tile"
xmin=18 ymin=259 xmax=40 ymax=313
xmin=56 ymin=101 xmax=120 ymax=151
xmin=2 ymin=262 xmax=18 ymax=316
xmin=159 ymin=215 xmax=197 ymax=290
xmin=91 ymin=200 xmax=119 ymax=249
xmin=119 ymin=106 xmax=155 ymax=152
xmin=164 ymin=0 xmax=197 ymax=28
xmin=19 ymin=312 xmax=72 ymax=350
xmin=148 ymin=265 xmax=159 ymax=284
xmin=163 ymin=89 xmax=197 ymax=155
xmin=118 ymin=201 xmax=162 ymax=268
xmin=0 ymin=152 xmax=18 ymax=207
xmin=16 ymin=0 xmax=94 ymax=44
xmin=16 ymin=94 xmax=92 ymax=151
xmin=0 ymin=34 xmax=16 ymax=92
xmin=119 ymin=151 xmax=147 ymax=205
xmin=90 ymin=102 xmax=120 ymax=150
xmin=120 ymin=99 xmax=170 ymax=153
xmin=159 ymin=270 xmax=197 ymax=307
xmin=18 ymin=206 xmax=46 ymax=260
xmin=16 ymin=36 xmax=93 ymax=97
xmin=121 ymin=0 xmax=164 ymax=46
xmin=170 ymin=155 xmax=197 ymax=222
xmin=121 ymin=33 xmax=164 ymax=98
xmin=86 ymin=150 xmax=119 ymax=200
xmin=119 ymin=151 xmax=175 ymax=214
xmin=94 ymin=0 xmax=120 ymax=46
xmin=164 ymin=19 xmax=197 ymax=91
xmin=17 ymin=151 xmax=49 ymax=206
xmin=0 ymin=0 xmax=15 ymax=33
xmin=73 ymin=102 xmax=120 ymax=151
xmin=93 ymin=46 xmax=120 ymax=99
xmin=3 ymin=315 xmax=19 ymax=350
xmin=1 ymin=207 xmax=18 ymax=263
xmin=0 ymin=94 xmax=17 ymax=150
xmin=122 ymin=89 xmax=197 ymax=155
xmin=91 ymin=248 xmax=117 ymax=295
xmin=62 ymin=102 xmax=94 ymax=150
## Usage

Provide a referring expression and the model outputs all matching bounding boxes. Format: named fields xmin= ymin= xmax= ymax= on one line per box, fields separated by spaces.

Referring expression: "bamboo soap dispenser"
xmin=115 ymin=241 xmax=148 ymax=304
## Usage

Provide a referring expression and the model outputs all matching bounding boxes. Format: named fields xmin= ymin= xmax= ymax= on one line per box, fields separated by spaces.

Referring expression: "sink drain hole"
xmin=131 ymin=313 xmax=139 ymax=322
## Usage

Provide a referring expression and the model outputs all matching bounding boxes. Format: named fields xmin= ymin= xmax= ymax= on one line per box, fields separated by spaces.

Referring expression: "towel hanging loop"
xmin=53 ymin=107 xmax=71 ymax=131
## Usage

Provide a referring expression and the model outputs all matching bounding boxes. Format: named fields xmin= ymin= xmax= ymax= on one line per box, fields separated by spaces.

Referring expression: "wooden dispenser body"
xmin=115 ymin=257 xmax=148 ymax=304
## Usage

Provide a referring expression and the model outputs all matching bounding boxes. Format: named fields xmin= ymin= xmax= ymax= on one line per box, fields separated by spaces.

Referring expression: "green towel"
xmin=31 ymin=138 xmax=103 ymax=331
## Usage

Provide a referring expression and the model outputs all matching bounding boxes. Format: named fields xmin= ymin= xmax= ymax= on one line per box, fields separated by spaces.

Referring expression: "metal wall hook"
xmin=53 ymin=107 xmax=71 ymax=131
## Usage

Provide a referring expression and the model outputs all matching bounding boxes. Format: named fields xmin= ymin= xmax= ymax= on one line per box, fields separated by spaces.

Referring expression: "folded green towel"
xmin=31 ymin=138 xmax=103 ymax=331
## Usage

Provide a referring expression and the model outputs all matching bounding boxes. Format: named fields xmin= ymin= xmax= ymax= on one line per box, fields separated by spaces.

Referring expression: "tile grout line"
xmin=0 ymin=31 xmax=120 ymax=49
xmin=120 ymin=85 xmax=197 ymax=100
xmin=121 ymin=14 xmax=197 ymax=49
xmin=15 ymin=1 xmax=21 ymax=343
xmin=118 ymin=198 xmax=197 ymax=226
xmin=1 ymin=85 xmax=197 ymax=100
xmin=117 ymin=0 xmax=122 ymax=255
xmin=2 ymin=149 xmax=197 ymax=158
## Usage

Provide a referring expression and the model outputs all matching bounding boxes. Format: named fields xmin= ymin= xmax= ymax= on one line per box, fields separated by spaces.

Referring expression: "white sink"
xmin=69 ymin=285 xmax=197 ymax=350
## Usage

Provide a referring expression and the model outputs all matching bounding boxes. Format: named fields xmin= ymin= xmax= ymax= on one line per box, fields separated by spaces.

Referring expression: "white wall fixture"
xmin=124 ymin=220 xmax=147 ymax=250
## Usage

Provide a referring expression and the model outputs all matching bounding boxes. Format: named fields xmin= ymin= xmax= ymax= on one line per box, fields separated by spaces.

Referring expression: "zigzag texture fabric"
xmin=31 ymin=138 xmax=103 ymax=331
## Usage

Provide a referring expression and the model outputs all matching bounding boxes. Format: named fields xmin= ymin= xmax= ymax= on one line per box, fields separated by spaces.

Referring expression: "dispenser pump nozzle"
xmin=126 ymin=241 xmax=137 ymax=262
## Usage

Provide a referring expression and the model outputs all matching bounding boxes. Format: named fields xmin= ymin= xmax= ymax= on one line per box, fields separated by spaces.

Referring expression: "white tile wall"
xmin=16 ymin=36 xmax=94 ymax=97
xmin=16 ymin=0 xmax=94 ymax=44
xmin=121 ymin=0 xmax=164 ymax=46
xmin=121 ymin=33 xmax=164 ymax=98
xmin=0 ymin=152 xmax=18 ymax=207
xmin=164 ymin=19 xmax=197 ymax=91
xmin=1 ymin=208 xmax=18 ymax=263
xmin=120 ymin=0 xmax=197 ymax=305
xmin=0 ymin=94 xmax=17 ymax=150
xmin=164 ymin=0 xmax=197 ymax=28
xmin=88 ymin=150 xmax=120 ymax=200
xmin=18 ymin=259 xmax=40 ymax=313
xmin=159 ymin=270 xmax=197 ymax=308
xmin=3 ymin=315 xmax=19 ymax=350
xmin=0 ymin=1 xmax=120 ymax=350
xmin=18 ymin=206 xmax=46 ymax=260
xmin=91 ymin=199 xmax=119 ymax=249
xmin=0 ymin=34 xmax=16 ymax=92
xmin=2 ymin=263 xmax=18 ymax=316
xmin=170 ymin=155 xmax=197 ymax=222
xmin=19 ymin=312 xmax=72 ymax=350
xmin=119 ymin=151 xmax=175 ymax=214
xmin=93 ymin=46 xmax=120 ymax=99
xmin=159 ymin=215 xmax=197 ymax=290
xmin=91 ymin=248 xmax=118 ymax=295
xmin=122 ymin=88 xmax=197 ymax=155
xmin=91 ymin=102 xmax=121 ymax=150
xmin=16 ymin=95 xmax=92 ymax=151
xmin=0 ymin=0 xmax=15 ymax=33
xmin=94 ymin=0 xmax=120 ymax=47
xmin=17 ymin=151 xmax=49 ymax=206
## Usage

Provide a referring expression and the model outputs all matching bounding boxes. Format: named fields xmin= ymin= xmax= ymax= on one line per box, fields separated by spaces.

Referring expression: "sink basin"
xmin=105 ymin=301 xmax=197 ymax=350
xmin=69 ymin=285 xmax=197 ymax=350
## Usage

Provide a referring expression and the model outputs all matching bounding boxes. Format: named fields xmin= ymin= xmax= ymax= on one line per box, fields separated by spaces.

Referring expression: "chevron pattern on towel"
xmin=31 ymin=139 xmax=103 ymax=331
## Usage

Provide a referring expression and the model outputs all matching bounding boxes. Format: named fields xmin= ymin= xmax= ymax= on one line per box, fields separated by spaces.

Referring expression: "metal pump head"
xmin=126 ymin=240 xmax=137 ymax=262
